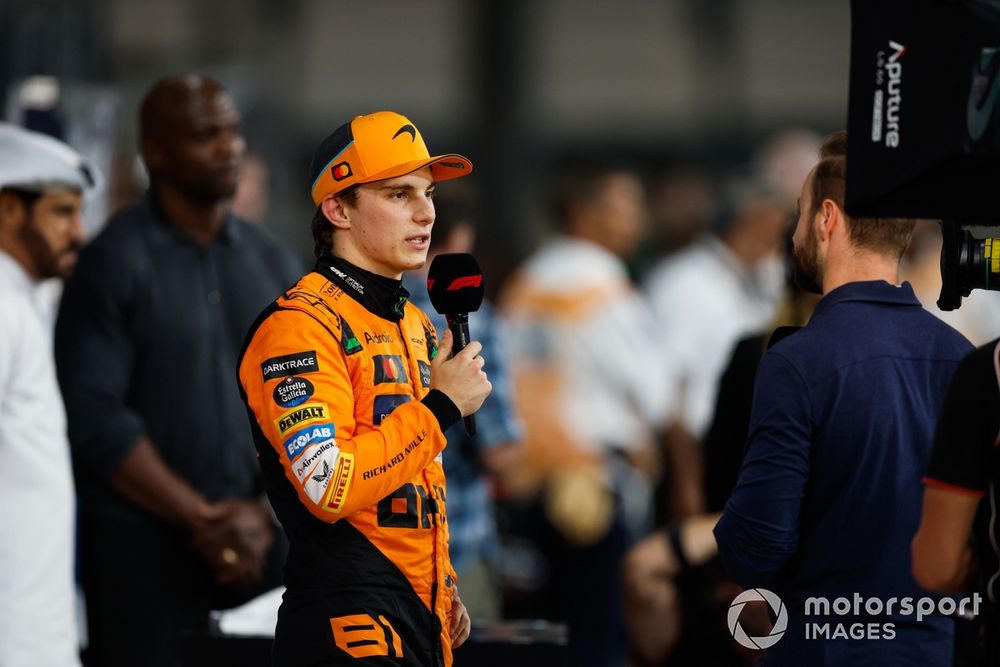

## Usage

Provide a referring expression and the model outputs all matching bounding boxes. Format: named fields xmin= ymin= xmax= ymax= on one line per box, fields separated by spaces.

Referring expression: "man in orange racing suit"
xmin=238 ymin=111 xmax=491 ymax=666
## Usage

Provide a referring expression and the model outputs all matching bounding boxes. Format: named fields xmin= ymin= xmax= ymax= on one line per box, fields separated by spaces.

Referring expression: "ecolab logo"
xmin=872 ymin=40 xmax=906 ymax=148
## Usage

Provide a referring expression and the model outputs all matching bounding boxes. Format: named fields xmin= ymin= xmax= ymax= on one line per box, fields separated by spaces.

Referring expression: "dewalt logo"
xmin=275 ymin=402 xmax=330 ymax=436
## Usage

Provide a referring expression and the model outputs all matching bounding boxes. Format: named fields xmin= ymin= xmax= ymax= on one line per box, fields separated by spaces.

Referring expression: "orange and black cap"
xmin=309 ymin=111 xmax=472 ymax=206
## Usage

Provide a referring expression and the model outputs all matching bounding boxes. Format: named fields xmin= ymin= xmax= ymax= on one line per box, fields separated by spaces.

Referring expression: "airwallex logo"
xmin=870 ymin=40 xmax=906 ymax=148
xmin=728 ymin=589 xmax=983 ymax=649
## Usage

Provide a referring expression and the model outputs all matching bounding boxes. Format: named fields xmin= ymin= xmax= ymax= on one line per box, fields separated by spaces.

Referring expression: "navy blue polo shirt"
xmin=715 ymin=280 xmax=971 ymax=666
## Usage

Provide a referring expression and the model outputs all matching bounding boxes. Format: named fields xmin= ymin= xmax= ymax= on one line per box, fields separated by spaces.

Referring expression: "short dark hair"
xmin=310 ymin=185 xmax=359 ymax=258
xmin=810 ymin=131 xmax=914 ymax=258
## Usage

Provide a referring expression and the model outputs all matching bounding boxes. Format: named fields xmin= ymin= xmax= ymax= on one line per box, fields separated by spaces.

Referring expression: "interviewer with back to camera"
xmin=714 ymin=131 xmax=972 ymax=666
xmin=237 ymin=111 xmax=491 ymax=666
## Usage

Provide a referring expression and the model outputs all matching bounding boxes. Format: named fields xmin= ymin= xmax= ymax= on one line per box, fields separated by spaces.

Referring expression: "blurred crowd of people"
xmin=5 ymin=72 xmax=1000 ymax=667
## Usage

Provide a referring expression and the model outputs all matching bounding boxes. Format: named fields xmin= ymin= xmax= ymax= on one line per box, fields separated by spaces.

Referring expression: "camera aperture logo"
xmin=728 ymin=588 xmax=788 ymax=650
xmin=871 ymin=40 xmax=906 ymax=147
xmin=728 ymin=590 xmax=982 ymax=649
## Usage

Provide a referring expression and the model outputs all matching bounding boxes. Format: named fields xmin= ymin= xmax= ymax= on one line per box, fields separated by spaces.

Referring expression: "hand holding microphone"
xmin=429 ymin=330 xmax=491 ymax=418
xmin=427 ymin=253 xmax=491 ymax=435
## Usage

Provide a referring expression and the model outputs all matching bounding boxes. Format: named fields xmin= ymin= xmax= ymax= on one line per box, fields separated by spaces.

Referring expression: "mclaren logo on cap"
xmin=392 ymin=124 xmax=417 ymax=142
xmin=331 ymin=161 xmax=353 ymax=181
xmin=438 ymin=161 xmax=466 ymax=170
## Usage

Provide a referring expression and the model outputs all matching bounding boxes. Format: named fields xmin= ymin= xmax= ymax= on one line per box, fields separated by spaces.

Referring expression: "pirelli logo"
xmin=323 ymin=452 xmax=355 ymax=513
xmin=275 ymin=402 xmax=330 ymax=436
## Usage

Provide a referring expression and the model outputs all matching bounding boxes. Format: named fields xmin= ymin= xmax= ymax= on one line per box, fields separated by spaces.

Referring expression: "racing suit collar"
xmin=315 ymin=253 xmax=410 ymax=322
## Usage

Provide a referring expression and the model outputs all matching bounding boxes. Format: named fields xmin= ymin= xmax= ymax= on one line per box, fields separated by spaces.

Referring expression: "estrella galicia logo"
xmin=283 ymin=423 xmax=335 ymax=462
xmin=261 ymin=351 xmax=319 ymax=381
xmin=373 ymin=355 xmax=408 ymax=385
xmin=967 ymin=46 xmax=1000 ymax=146
xmin=728 ymin=588 xmax=788 ymax=650
xmin=418 ymin=360 xmax=431 ymax=388
xmin=273 ymin=375 xmax=315 ymax=408
xmin=338 ymin=314 xmax=363 ymax=356
xmin=373 ymin=394 xmax=411 ymax=426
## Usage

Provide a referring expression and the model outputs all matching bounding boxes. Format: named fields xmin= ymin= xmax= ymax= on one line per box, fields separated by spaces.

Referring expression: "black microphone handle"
xmin=444 ymin=312 xmax=476 ymax=437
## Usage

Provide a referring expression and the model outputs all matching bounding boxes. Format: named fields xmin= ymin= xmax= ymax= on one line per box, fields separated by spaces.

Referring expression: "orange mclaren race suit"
xmin=238 ymin=253 xmax=462 ymax=667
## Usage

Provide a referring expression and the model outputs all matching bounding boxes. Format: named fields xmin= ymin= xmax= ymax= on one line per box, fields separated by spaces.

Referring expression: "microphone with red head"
xmin=427 ymin=253 xmax=485 ymax=436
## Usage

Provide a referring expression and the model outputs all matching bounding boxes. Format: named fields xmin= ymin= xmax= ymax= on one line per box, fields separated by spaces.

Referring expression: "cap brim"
xmin=361 ymin=153 xmax=473 ymax=186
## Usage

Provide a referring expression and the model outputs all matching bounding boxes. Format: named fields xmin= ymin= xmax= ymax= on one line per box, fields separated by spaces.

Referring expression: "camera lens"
xmin=938 ymin=222 xmax=1000 ymax=310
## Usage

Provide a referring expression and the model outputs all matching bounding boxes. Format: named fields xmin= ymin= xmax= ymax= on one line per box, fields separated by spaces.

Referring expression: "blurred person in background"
xmin=901 ymin=219 xmax=1000 ymax=346
xmin=640 ymin=129 xmax=818 ymax=469
xmin=632 ymin=165 xmax=715 ymax=278
xmin=501 ymin=162 xmax=684 ymax=666
xmin=643 ymin=176 xmax=788 ymax=450
xmin=715 ymin=131 xmax=971 ymax=666
xmin=0 ymin=123 xmax=98 ymax=667
xmin=623 ymin=290 xmax=820 ymax=667
xmin=623 ymin=280 xmax=820 ymax=667
xmin=403 ymin=183 xmax=522 ymax=622
xmin=753 ymin=128 xmax=823 ymax=211
xmin=54 ymin=74 xmax=302 ymax=667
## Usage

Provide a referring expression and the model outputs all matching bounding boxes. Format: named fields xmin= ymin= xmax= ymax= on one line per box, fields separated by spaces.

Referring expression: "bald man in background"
xmin=55 ymin=75 xmax=302 ymax=667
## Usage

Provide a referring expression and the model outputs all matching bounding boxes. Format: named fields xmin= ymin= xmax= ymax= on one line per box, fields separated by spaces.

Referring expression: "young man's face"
xmin=0 ymin=189 xmax=85 ymax=280
xmin=342 ymin=167 xmax=436 ymax=278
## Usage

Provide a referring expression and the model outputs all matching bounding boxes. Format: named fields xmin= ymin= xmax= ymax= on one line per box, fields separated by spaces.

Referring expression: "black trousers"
xmin=79 ymin=511 xmax=286 ymax=667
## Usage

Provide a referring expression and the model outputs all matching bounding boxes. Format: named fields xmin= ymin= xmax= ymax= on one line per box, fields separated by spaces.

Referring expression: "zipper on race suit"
xmin=397 ymin=320 xmax=445 ymax=663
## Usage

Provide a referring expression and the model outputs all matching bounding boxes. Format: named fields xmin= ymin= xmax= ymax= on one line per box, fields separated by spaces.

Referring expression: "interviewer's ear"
xmin=321 ymin=194 xmax=351 ymax=230
xmin=816 ymin=198 xmax=841 ymax=242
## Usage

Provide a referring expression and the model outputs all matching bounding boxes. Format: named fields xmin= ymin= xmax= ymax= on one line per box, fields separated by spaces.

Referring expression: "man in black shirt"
xmin=55 ymin=74 xmax=302 ymax=667
xmin=913 ymin=338 xmax=1000 ymax=664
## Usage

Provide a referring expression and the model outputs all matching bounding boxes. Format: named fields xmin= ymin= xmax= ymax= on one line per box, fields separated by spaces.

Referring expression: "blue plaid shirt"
xmin=404 ymin=275 xmax=522 ymax=573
